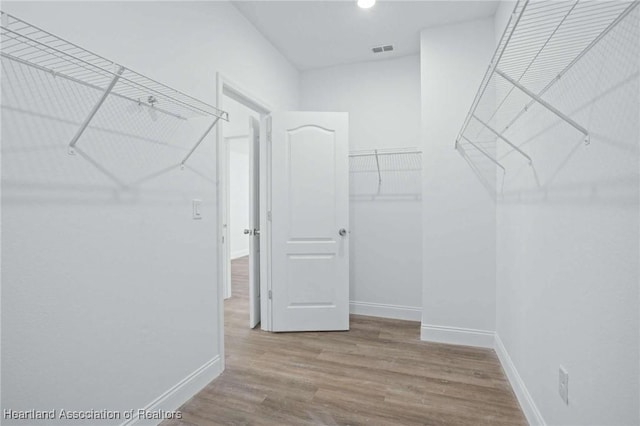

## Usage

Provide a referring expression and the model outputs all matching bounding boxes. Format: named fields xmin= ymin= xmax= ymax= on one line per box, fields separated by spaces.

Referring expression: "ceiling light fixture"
xmin=357 ymin=0 xmax=376 ymax=9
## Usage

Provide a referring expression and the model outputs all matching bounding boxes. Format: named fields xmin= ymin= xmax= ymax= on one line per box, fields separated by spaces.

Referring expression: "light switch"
xmin=192 ymin=199 xmax=202 ymax=220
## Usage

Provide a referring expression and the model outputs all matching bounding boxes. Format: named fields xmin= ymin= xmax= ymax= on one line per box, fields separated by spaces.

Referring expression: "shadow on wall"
xmin=459 ymin=6 xmax=639 ymax=206
xmin=1 ymin=57 xmax=217 ymax=206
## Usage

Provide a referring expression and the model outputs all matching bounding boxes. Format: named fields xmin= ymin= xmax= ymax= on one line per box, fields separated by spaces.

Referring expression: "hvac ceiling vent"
xmin=372 ymin=44 xmax=394 ymax=54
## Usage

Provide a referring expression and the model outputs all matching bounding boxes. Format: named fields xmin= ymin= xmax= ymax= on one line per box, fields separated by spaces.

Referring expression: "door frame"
xmin=216 ymin=73 xmax=272 ymax=372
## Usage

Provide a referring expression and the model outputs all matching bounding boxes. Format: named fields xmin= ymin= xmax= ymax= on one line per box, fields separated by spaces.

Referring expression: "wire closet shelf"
xmin=349 ymin=147 xmax=422 ymax=184
xmin=348 ymin=147 xmax=422 ymax=198
xmin=0 ymin=11 xmax=229 ymax=166
xmin=454 ymin=0 xmax=638 ymax=172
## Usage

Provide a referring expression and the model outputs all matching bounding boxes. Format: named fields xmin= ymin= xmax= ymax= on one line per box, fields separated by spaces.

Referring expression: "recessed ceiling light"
xmin=357 ymin=0 xmax=376 ymax=9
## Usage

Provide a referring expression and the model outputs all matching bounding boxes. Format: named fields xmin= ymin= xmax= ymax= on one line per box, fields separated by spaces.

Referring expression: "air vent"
xmin=371 ymin=44 xmax=394 ymax=54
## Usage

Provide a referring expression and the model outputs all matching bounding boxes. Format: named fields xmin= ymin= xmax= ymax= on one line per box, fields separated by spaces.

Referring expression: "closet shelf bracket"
xmin=472 ymin=114 xmax=532 ymax=165
xmin=461 ymin=136 xmax=506 ymax=173
xmin=374 ymin=150 xmax=382 ymax=184
xmin=495 ymin=69 xmax=590 ymax=145
xmin=180 ymin=116 xmax=222 ymax=169
xmin=68 ymin=65 xmax=125 ymax=156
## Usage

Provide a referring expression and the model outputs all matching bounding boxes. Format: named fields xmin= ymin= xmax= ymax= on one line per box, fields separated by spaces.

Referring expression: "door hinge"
xmin=267 ymin=210 xmax=272 ymax=221
xmin=221 ymin=235 xmax=225 ymax=244
xmin=268 ymin=290 xmax=272 ymax=300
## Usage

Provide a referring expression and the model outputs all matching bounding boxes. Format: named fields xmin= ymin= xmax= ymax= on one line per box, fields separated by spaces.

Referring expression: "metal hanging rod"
xmin=454 ymin=0 xmax=637 ymax=170
xmin=0 ymin=11 xmax=229 ymax=165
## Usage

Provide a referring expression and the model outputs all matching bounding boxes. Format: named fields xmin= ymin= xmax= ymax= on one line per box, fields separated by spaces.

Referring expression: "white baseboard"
xmin=494 ymin=334 xmax=545 ymax=426
xmin=230 ymin=249 xmax=249 ymax=260
xmin=420 ymin=323 xmax=495 ymax=348
xmin=350 ymin=301 xmax=421 ymax=321
xmin=121 ymin=356 xmax=222 ymax=426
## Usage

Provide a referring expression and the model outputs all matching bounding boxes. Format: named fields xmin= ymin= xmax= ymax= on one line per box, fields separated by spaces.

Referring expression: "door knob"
xmin=243 ymin=229 xmax=252 ymax=235
xmin=338 ymin=228 xmax=347 ymax=236
xmin=254 ymin=229 xmax=260 ymax=236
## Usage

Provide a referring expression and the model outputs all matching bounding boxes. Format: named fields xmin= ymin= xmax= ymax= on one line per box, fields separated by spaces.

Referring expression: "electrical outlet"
xmin=559 ymin=366 xmax=569 ymax=405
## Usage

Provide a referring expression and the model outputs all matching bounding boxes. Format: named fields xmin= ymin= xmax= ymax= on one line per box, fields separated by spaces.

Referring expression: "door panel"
xmin=248 ymin=117 xmax=261 ymax=329
xmin=269 ymin=111 xmax=349 ymax=332
xmin=287 ymin=126 xmax=336 ymax=237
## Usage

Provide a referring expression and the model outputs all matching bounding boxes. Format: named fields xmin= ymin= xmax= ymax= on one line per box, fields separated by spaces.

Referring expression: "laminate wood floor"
xmin=164 ymin=256 xmax=526 ymax=426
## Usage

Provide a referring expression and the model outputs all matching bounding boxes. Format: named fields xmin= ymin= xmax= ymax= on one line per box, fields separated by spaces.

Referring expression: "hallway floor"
xmin=165 ymin=256 xmax=526 ymax=425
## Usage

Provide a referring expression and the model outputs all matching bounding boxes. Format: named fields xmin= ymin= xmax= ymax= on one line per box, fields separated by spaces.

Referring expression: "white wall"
xmin=1 ymin=1 xmax=298 ymax=424
xmin=300 ymin=56 xmax=422 ymax=321
xmin=420 ymin=18 xmax=497 ymax=347
xmin=494 ymin=2 xmax=640 ymax=425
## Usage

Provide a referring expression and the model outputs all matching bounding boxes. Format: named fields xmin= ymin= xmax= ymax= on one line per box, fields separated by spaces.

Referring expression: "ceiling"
xmin=232 ymin=1 xmax=500 ymax=71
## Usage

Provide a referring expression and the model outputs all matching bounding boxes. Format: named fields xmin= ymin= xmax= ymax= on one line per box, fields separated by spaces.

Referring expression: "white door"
xmin=248 ymin=117 xmax=261 ymax=328
xmin=264 ymin=111 xmax=349 ymax=332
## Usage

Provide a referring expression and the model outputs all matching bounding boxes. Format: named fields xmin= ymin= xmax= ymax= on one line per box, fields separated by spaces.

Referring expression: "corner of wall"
xmin=417 ymin=322 xmax=546 ymax=425
xmin=418 ymin=323 xmax=547 ymax=426
xmin=494 ymin=334 xmax=546 ymax=426
xmin=122 ymin=356 xmax=222 ymax=426
xmin=420 ymin=16 xmax=498 ymax=349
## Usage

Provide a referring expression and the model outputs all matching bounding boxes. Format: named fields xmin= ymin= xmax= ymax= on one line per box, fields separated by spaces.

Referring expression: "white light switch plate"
xmin=192 ymin=199 xmax=202 ymax=220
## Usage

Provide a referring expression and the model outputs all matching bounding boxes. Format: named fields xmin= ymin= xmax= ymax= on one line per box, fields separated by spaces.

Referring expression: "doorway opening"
xmin=216 ymin=74 xmax=272 ymax=370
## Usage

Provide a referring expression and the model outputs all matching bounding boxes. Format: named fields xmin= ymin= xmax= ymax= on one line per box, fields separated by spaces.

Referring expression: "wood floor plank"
xmin=164 ymin=256 xmax=526 ymax=425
